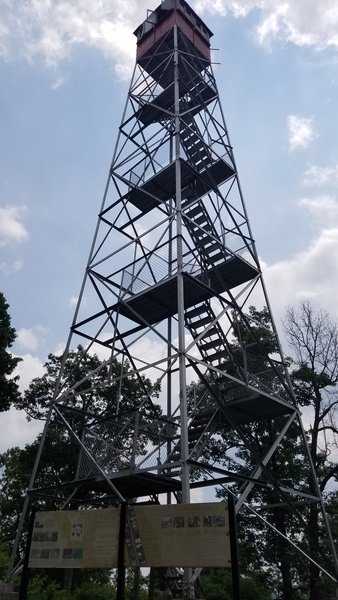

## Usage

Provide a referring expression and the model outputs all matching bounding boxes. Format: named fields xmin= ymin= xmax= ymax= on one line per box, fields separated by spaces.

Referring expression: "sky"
xmin=2 ymin=0 xmax=338 ymax=451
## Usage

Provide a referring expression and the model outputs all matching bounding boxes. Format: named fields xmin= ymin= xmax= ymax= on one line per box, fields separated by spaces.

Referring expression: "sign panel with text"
xmin=29 ymin=508 xmax=120 ymax=569
xmin=29 ymin=502 xmax=231 ymax=569
xmin=127 ymin=502 xmax=231 ymax=568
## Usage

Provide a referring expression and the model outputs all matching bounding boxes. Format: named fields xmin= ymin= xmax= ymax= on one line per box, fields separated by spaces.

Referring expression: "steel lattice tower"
xmin=11 ymin=0 xmax=338 ymax=593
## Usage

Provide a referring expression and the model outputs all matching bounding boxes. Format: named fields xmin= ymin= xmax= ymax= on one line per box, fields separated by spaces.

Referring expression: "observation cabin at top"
xmin=134 ymin=0 xmax=213 ymax=66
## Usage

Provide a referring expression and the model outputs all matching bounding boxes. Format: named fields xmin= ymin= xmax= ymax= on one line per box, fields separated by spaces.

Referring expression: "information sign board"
xmin=29 ymin=502 xmax=230 ymax=569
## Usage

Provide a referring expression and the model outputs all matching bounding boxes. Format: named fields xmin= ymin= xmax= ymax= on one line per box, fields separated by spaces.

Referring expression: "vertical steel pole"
xmin=173 ymin=24 xmax=190 ymax=507
xmin=173 ymin=24 xmax=193 ymax=599
xmin=116 ymin=502 xmax=127 ymax=600
xmin=18 ymin=507 xmax=36 ymax=600
xmin=7 ymin=404 xmax=54 ymax=581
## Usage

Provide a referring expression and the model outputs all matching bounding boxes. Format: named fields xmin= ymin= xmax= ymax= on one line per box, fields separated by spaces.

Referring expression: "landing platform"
xmin=138 ymin=80 xmax=216 ymax=125
xmin=222 ymin=388 xmax=294 ymax=424
xmin=29 ymin=472 xmax=182 ymax=504
xmin=82 ymin=471 xmax=181 ymax=499
xmin=126 ymin=158 xmax=235 ymax=213
xmin=118 ymin=256 xmax=257 ymax=325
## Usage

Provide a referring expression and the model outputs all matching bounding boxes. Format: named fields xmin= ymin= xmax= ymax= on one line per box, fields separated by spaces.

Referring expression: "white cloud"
xmin=298 ymin=195 xmax=338 ymax=222
xmin=2 ymin=0 xmax=338 ymax=75
xmin=287 ymin=115 xmax=316 ymax=152
xmin=17 ymin=328 xmax=40 ymax=351
xmin=0 ymin=205 xmax=29 ymax=246
xmin=51 ymin=75 xmax=66 ymax=90
xmin=69 ymin=296 xmax=79 ymax=308
xmin=0 ymin=20 xmax=9 ymax=58
xmin=264 ymin=227 xmax=338 ymax=325
xmin=0 ymin=260 xmax=23 ymax=275
xmin=193 ymin=1 xmax=338 ymax=51
xmin=53 ymin=342 xmax=67 ymax=356
xmin=14 ymin=353 xmax=45 ymax=392
xmin=303 ymin=162 xmax=338 ymax=186
xmin=0 ymin=408 xmax=43 ymax=452
xmin=13 ymin=260 xmax=23 ymax=271
xmin=0 ymin=0 xmax=159 ymax=77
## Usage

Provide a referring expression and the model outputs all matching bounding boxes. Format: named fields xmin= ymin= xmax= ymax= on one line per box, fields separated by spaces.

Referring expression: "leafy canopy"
xmin=0 ymin=292 xmax=21 ymax=411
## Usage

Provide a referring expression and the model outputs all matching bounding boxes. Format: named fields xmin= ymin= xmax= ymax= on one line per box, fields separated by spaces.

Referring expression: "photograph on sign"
xmin=29 ymin=508 xmax=120 ymax=569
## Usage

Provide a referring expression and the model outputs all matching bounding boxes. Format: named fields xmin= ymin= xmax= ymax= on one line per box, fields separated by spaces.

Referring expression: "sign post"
xmin=228 ymin=495 xmax=241 ymax=600
xmin=19 ymin=508 xmax=36 ymax=600
xmin=116 ymin=503 xmax=127 ymax=600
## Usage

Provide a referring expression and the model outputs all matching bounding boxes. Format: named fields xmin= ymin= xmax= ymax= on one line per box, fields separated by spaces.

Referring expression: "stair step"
xmin=204 ymin=242 xmax=222 ymax=255
xmin=185 ymin=138 xmax=204 ymax=150
xmin=188 ymin=315 xmax=213 ymax=328
xmin=200 ymin=338 xmax=222 ymax=352
xmin=194 ymin=156 xmax=212 ymax=168
xmin=204 ymin=243 xmax=223 ymax=258
xmin=185 ymin=304 xmax=208 ymax=319
xmin=208 ymin=349 xmax=229 ymax=362
xmin=194 ymin=214 xmax=208 ymax=226
xmin=218 ymin=377 xmax=240 ymax=390
xmin=218 ymin=360 xmax=234 ymax=370
xmin=190 ymin=419 xmax=210 ymax=431
xmin=185 ymin=205 xmax=203 ymax=218
xmin=201 ymin=326 xmax=219 ymax=339
xmin=186 ymin=146 xmax=208 ymax=158
xmin=195 ymin=405 xmax=217 ymax=418
xmin=193 ymin=232 xmax=214 ymax=244
xmin=181 ymin=131 xmax=196 ymax=142
xmin=190 ymin=415 xmax=209 ymax=425
xmin=207 ymin=251 xmax=225 ymax=263
xmin=188 ymin=427 xmax=206 ymax=440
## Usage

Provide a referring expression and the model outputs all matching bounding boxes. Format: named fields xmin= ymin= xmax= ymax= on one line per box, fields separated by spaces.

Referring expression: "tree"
xmin=228 ymin=307 xmax=308 ymax=599
xmin=186 ymin=306 xmax=304 ymax=598
xmin=191 ymin=304 xmax=337 ymax=599
xmin=198 ymin=568 xmax=272 ymax=600
xmin=0 ymin=292 xmax=21 ymax=411
xmin=0 ymin=430 xmax=78 ymax=547
xmin=1 ymin=346 xmax=162 ymax=592
xmin=284 ymin=300 xmax=338 ymax=600
xmin=0 ymin=536 xmax=10 ymax=581
xmin=17 ymin=345 xmax=159 ymax=421
xmin=15 ymin=345 xmax=162 ymax=489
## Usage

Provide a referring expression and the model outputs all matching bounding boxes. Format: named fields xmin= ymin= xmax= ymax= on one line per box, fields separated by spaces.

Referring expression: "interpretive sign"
xmin=29 ymin=502 xmax=230 ymax=569
xmin=29 ymin=508 xmax=120 ymax=569
xmin=127 ymin=502 xmax=231 ymax=568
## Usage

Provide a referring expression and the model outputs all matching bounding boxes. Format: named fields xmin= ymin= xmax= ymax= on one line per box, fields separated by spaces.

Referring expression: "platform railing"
xmin=119 ymin=238 xmax=253 ymax=300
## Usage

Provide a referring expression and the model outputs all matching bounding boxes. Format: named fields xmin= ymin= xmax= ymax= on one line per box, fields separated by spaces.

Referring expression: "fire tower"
xmin=11 ymin=0 xmax=338 ymax=594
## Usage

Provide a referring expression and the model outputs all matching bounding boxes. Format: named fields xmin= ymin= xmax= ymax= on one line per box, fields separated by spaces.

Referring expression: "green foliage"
xmin=199 ymin=569 xmax=272 ymax=600
xmin=0 ymin=292 xmax=21 ymax=411
xmin=25 ymin=570 xmax=147 ymax=600
xmin=0 ymin=536 xmax=10 ymax=580
xmin=1 ymin=346 xmax=163 ymax=584
xmin=72 ymin=580 xmax=115 ymax=600
xmin=232 ymin=305 xmax=278 ymax=355
xmin=0 ymin=423 xmax=79 ymax=546
xmin=27 ymin=576 xmax=71 ymax=600
xmin=27 ymin=575 xmax=115 ymax=600
xmin=18 ymin=345 xmax=160 ymax=421
xmin=0 ymin=446 xmax=33 ymax=544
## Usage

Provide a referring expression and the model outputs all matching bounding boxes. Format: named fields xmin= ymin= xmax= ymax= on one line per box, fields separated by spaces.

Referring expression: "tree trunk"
xmin=133 ymin=567 xmax=141 ymax=600
xmin=148 ymin=567 xmax=156 ymax=600
xmin=308 ymin=503 xmax=322 ymax=600
xmin=63 ymin=568 xmax=73 ymax=593
xmin=273 ymin=508 xmax=294 ymax=600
